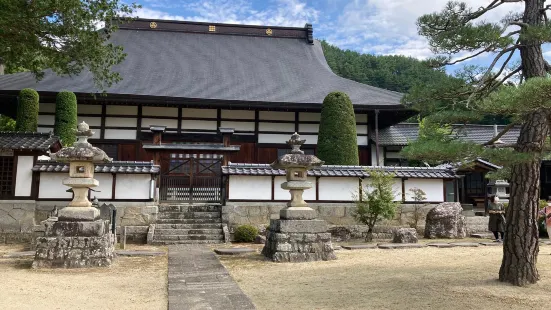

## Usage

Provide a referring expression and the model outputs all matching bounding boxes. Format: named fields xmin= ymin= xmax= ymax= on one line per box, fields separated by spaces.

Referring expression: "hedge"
xmin=234 ymin=225 xmax=259 ymax=243
xmin=317 ymin=91 xmax=359 ymax=165
xmin=15 ymin=88 xmax=39 ymax=132
xmin=54 ymin=91 xmax=78 ymax=146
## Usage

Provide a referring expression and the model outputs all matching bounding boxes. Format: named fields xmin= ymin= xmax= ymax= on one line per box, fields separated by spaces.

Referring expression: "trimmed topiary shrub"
xmin=234 ymin=224 xmax=259 ymax=243
xmin=54 ymin=91 xmax=78 ymax=146
xmin=15 ymin=88 xmax=39 ymax=132
xmin=317 ymin=91 xmax=359 ymax=165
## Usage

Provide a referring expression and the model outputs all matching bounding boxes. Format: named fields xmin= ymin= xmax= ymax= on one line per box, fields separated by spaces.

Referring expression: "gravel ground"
xmin=0 ymin=244 xmax=167 ymax=310
xmin=220 ymin=244 xmax=551 ymax=310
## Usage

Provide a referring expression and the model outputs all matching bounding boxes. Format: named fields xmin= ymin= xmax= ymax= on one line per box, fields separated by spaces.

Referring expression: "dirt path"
xmin=221 ymin=245 xmax=551 ymax=310
xmin=0 ymin=245 xmax=167 ymax=310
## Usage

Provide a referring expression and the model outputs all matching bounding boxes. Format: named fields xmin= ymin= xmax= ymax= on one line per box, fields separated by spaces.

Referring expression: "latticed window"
xmin=0 ymin=156 xmax=14 ymax=198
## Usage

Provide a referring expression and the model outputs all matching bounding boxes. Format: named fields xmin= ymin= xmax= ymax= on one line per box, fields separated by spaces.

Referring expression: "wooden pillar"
xmin=219 ymin=127 xmax=235 ymax=166
xmin=374 ymin=109 xmax=380 ymax=166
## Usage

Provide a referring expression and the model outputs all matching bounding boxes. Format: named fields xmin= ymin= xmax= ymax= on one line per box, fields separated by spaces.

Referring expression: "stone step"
xmin=158 ymin=205 xmax=221 ymax=213
xmin=154 ymin=229 xmax=223 ymax=236
xmin=158 ymin=211 xmax=221 ymax=219
xmin=150 ymin=240 xmax=223 ymax=245
xmin=153 ymin=234 xmax=224 ymax=241
xmin=155 ymin=218 xmax=222 ymax=224
xmin=155 ymin=223 xmax=222 ymax=229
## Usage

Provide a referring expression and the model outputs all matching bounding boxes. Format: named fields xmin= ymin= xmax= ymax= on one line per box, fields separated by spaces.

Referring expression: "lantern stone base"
xmin=58 ymin=206 xmax=100 ymax=221
xmin=280 ymin=207 xmax=317 ymax=220
xmin=32 ymin=219 xmax=115 ymax=268
xmin=262 ymin=219 xmax=337 ymax=262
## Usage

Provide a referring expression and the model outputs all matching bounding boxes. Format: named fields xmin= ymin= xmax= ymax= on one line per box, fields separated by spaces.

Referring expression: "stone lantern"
xmin=33 ymin=122 xmax=115 ymax=268
xmin=262 ymin=133 xmax=336 ymax=262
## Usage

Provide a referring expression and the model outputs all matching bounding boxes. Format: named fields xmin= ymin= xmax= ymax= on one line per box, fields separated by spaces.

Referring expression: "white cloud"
xmin=135 ymin=0 xmax=319 ymax=27
xmin=327 ymin=0 xmax=524 ymax=59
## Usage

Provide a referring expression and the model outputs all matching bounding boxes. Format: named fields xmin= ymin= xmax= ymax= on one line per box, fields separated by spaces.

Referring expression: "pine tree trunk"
xmin=498 ymin=0 xmax=549 ymax=286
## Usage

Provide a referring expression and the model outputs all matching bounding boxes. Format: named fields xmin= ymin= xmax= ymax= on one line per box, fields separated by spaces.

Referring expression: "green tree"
xmin=353 ymin=169 xmax=400 ymax=242
xmin=317 ymin=92 xmax=359 ymax=165
xmin=0 ymin=1 xmax=139 ymax=90
xmin=54 ymin=91 xmax=78 ymax=146
xmin=0 ymin=115 xmax=16 ymax=132
xmin=15 ymin=88 xmax=39 ymax=132
xmin=405 ymin=0 xmax=551 ymax=286
xmin=407 ymin=188 xmax=427 ymax=229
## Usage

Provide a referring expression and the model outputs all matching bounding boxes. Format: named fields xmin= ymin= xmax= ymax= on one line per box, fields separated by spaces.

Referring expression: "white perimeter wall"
xmin=227 ymin=175 xmax=446 ymax=203
xmin=115 ymin=174 xmax=151 ymax=200
xmin=38 ymin=173 xmax=152 ymax=200
xmin=15 ymin=156 xmax=34 ymax=197
xmin=404 ymin=178 xmax=444 ymax=202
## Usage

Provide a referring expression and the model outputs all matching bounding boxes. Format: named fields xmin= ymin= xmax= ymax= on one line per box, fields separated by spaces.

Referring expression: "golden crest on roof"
xmin=149 ymin=22 xmax=157 ymax=29
xmin=266 ymin=28 xmax=273 ymax=36
xmin=209 ymin=25 xmax=216 ymax=32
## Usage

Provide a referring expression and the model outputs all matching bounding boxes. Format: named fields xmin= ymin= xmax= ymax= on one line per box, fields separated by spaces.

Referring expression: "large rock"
xmin=424 ymin=202 xmax=467 ymax=239
xmin=392 ymin=228 xmax=418 ymax=243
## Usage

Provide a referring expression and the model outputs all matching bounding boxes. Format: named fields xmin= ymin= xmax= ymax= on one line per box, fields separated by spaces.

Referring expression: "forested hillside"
xmin=321 ymin=41 xmax=449 ymax=94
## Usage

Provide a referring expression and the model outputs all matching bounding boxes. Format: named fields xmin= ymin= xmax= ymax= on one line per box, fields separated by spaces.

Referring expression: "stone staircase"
xmin=150 ymin=204 xmax=224 ymax=244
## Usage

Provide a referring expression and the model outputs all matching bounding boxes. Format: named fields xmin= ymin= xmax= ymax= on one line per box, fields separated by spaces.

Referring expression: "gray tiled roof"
xmin=222 ymin=163 xmax=458 ymax=179
xmin=0 ymin=21 xmax=403 ymax=108
xmin=33 ymin=161 xmax=160 ymax=174
xmin=0 ymin=132 xmax=60 ymax=151
xmin=374 ymin=123 xmax=521 ymax=146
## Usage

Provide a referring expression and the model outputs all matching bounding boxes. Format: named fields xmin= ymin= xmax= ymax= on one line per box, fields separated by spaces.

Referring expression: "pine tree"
xmin=406 ymin=0 xmax=551 ymax=286
xmin=15 ymin=88 xmax=39 ymax=132
xmin=317 ymin=92 xmax=359 ymax=165
xmin=54 ymin=91 xmax=78 ymax=146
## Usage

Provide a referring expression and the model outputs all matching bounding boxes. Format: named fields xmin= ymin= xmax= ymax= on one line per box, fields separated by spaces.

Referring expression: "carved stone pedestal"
xmin=262 ymin=218 xmax=336 ymax=262
xmin=32 ymin=219 xmax=115 ymax=268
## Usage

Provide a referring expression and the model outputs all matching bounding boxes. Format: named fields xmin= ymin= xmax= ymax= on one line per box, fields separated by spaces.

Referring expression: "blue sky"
xmin=132 ymin=0 xmax=547 ymax=76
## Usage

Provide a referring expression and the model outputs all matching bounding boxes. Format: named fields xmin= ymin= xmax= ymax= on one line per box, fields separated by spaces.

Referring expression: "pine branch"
xmin=445 ymin=46 xmax=495 ymax=65
xmin=483 ymin=122 xmax=516 ymax=146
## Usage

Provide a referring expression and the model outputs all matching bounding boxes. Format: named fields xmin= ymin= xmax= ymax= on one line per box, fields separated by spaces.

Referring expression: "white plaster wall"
xmin=229 ymin=176 xmax=271 ymax=200
xmin=115 ymin=174 xmax=151 ymax=200
xmin=38 ymin=115 xmax=55 ymax=126
xmin=39 ymin=103 xmax=56 ymax=113
xmin=141 ymin=118 xmax=177 ymax=129
xmin=259 ymin=111 xmax=294 ymax=121
xmin=258 ymin=134 xmax=291 ymax=144
xmin=106 ymin=117 xmax=138 ymax=127
xmin=104 ymin=129 xmax=136 ymax=139
xmin=93 ymin=174 xmax=113 ymax=200
xmin=385 ymin=151 xmax=402 ymax=159
xmin=106 ymin=106 xmax=137 ymax=115
xmin=78 ymin=105 xmax=102 ymax=114
xmin=37 ymin=127 xmax=53 ymax=134
xmin=143 ymin=106 xmax=178 ymax=117
xmin=274 ymin=176 xmax=316 ymax=201
xmin=259 ymin=122 xmax=295 ymax=132
xmin=371 ymin=145 xmax=384 ymax=166
xmin=182 ymin=108 xmax=217 ymax=118
xmin=357 ymin=136 xmax=368 ymax=146
xmin=299 ymin=123 xmax=319 ymax=133
xmin=15 ymin=156 xmax=33 ymax=197
xmin=318 ymin=177 xmax=359 ymax=201
xmin=39 ymin=173 xmax=72 ymax=199
xmin=356 ymin=124 xmax=368 ymax=135
xmin=362 ymin=178 xmax=403 ymax=201
xmin=221 ymin=110 xmax=255 ymax=119
xmin=181 ymin=120 xmax=217 ymax=130
xmin=220 ymin=121 xmax=254 ymax=131
xmin=299 ymin=112 xmax=320 ymax=122
xmin=404 ymin=178 xmax=444 ymax=202
xmin=302 ymin=135 xmax=318 ymax=144
xmin=78 ymin=116 xmax=102 ymax=127
xmin=356 ymin=114 xmax=368 ymax=123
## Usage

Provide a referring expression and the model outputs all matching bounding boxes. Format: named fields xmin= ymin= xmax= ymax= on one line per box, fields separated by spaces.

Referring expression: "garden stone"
xmin=341 ymin=244 xmax=378 ymax=250
xmin=424 ymin=202 xmax=467 ymax=239
xmin=255 ymin=235 xmax=266 ymax=244
xmin=392 ymin=228 xmax=418 ymax=243
xmin=328 ymin=226 xmax=352 ymax=242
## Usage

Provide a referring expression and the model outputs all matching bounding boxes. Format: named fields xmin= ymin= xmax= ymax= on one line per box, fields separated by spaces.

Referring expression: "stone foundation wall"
xmin=223 ymin=202 xmax=439 ymax=240
xmin=0 ymin=200 xmax=157 ymax=244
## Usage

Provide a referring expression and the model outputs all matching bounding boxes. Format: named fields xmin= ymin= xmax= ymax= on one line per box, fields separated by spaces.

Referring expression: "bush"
xmin=54 ymin=91 xmax=78 ymax=146
xmin=15 ymin=88 xmax=39 ymax=132
xmin=317 ymin=91 xmax=359 ymax=165
xmin=234 ymin=225 xmax=259 ymax=242
xmin=0 ymin=115 xmax=16 ymax=131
